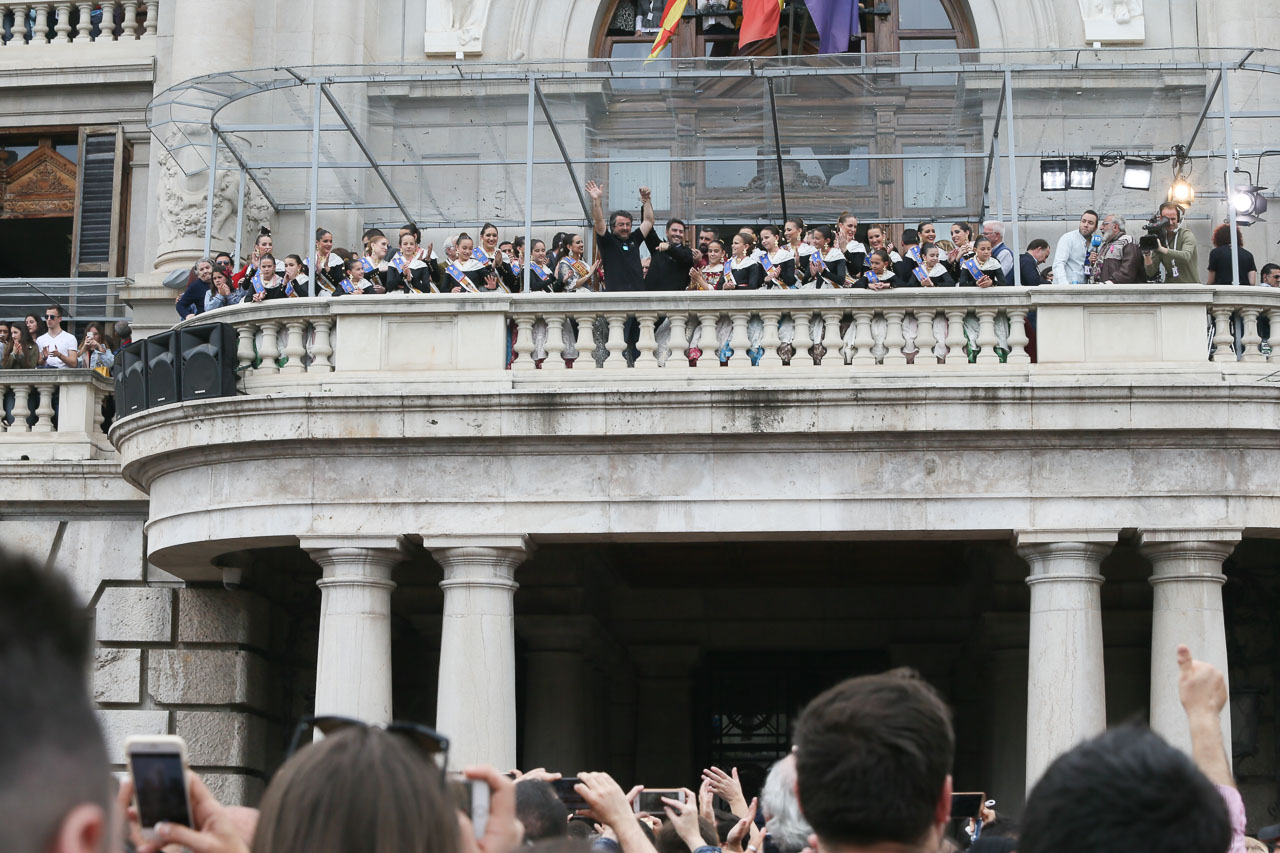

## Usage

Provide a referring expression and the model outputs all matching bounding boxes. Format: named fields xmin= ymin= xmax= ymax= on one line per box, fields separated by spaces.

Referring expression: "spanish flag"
xmin=646 ymin=0 xmax=688 ymax=60
xmin=739 ymin=0 xmax=784 ymax=48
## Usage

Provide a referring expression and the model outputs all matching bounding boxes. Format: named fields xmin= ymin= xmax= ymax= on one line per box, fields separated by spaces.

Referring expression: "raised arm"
xmin=638 ymin=186 xmax=655 ymax=237
xmin=1177 ymin=644 xmax=1232 ymax=788
xmin=587 ymin=180 xmax=606 ymax=237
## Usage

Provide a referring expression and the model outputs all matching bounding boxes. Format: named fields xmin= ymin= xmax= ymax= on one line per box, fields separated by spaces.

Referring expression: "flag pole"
xmin=766 ymin=77 xmax=788 ymax=226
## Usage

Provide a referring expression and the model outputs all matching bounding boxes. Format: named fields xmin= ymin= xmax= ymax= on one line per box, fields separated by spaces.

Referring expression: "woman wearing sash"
xmin=688 ymin=239 xmax=727 ymax=291
xmin=554 ymin=234 xmax=599 ymax=292
xmin=475 ymin=223 xmax=518 ymax=291
xmin=280 ymin=255 xmax=307 ymax=298
xmin=309 ymin=228 xmax=347 ymax=294
xmin=864 ymin=226 xmax=902 ymax=265
xmin=917 ymin=221 xmax=938 ymax=246
xmin=919 ymin=243 xmax=956 ymax=287
xmin=947 ymin=222 xmax=976 ymax=273
xmin=807 ymin=225 xmax=847 ymax=289
xmin=726 ymin=231 xmax=764 ymax=290
xmin=759 ymin=226 xmax=796 ymax=289
xmin=447 ymin=235 xmax=498 ymax=292
xmin=234 ymin=226 xmax=274 ymax=292
xmin=955 ymin=236 xmax=1010 ymax=362
xmin=387 ymin=231 xmax=435 ymax=293
xmin=851 ymin=249 xmax=896 ymax=290
xmin=525 ymin=239 xmax=555 ymax=292
xmin=360 ymin=230 xmax=393 ymax=292
xmin=245 ymin=254 xmax=289 ymax=302
xmin=783 ymin=218 xmax=815 ymax=285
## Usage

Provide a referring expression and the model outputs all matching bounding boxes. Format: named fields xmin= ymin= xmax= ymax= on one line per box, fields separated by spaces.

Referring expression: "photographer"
xmin=1142 ymin=203 xmax=1199 ymax=283
xmin=1090 ymin=214 xmax=1144 ymax=284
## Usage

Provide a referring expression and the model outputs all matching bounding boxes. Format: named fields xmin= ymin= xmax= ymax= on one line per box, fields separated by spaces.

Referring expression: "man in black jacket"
xmin=645 ymin=218 xmax=695 ymax=291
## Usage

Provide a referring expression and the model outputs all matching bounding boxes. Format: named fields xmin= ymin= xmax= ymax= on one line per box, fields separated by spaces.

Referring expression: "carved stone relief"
xmin=1080 ymin=0 xmax=1144 ymax=44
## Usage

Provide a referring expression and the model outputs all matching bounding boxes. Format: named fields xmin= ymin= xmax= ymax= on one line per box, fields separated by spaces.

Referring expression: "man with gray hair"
xmin=982 ymin=221 xmax=1016 ymax=279
xmin=760 ymin=754 xmax=813 ymax=853
xmin=1091 ymin=213 xmax=1144 ymax=284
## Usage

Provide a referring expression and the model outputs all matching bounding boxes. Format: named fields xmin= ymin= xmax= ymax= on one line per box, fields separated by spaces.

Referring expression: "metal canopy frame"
xmin=147 ymin=47 xmax=1280 ymax=293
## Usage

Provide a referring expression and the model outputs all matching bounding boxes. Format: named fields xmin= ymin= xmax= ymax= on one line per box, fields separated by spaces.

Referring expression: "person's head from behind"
xmin=656 ymin=815 xmax=717 ymax=853
xmin=794 ymin=668 xmax=954 ymax=852
xmin=760 ymin=754 xmax=812 ymax=853
xmin=0 ymin=548 xmax=110 ymax=853
xmin=252 ymin=725 xmax=460 ymax=853
xmin=1212 ymin=224 xmax=1245 ymax=249
xmin=515 ymin=780 xmax=569 ymax=841
xmin=1021 ymin=725 xmax=1228 ymax=853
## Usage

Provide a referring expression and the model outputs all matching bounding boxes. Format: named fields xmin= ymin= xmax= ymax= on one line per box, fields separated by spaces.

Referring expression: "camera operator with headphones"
xmin=1141 ymin=202 xmax=1200 ymax=283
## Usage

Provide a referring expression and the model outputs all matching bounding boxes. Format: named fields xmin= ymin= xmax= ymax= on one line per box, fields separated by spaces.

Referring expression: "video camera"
xmin=1139 ymin=214 xmax=1174 ymax=252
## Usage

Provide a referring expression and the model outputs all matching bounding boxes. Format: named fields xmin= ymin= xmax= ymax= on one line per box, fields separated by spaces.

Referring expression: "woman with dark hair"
xmin=955 ymin=237 xmax=1007 ymax=287
xmin=310 ymin=228 xmax=347 ymax=294
xmin=3 ymin=322 xmax=37 ymax=369
xmin=474 ymin=223 xmax=517 ymax=291
xmin=526 ymin=239 xmax=555 ymax=292
xmin=24 ymin=313 xmax=43 ymax=342
xmin=234 ymin=226 xmax=274 ymax=289
xmin=726 ymin=231 xmax=764 ymax=290
xmin=806 ymin=225 xmax=846 ymax=289
xmin=1206 ymin=224 xmax=1258 ymax=285
xmin=361 ymin=230 xmax=393 ymax=292
xmin=852 ymin=249 xmax=897 ymax=290
xmin=281 ymin=255 xmax=307 ymax=297
xmin=204 ymin=266 xmax=243 ymax=310
xmin=947 ymin=221 xmax=975 ymax=271
xmin=246 ymin=254 xmax=291 ymax=301
xmin=75 ymin=322 xmax=114 ymax=373
xmin=759 ymin=225 xmax=795 ymax=289
xmin=554 ymin=234 xmax=599 ymax=292
xmin=388 ymin=231 xmax=435 ymax=293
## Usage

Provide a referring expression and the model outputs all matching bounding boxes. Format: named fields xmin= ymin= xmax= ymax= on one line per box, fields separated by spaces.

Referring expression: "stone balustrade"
xmin=0 ymin=0 xmax=156 ymax=44
xmin=1 ymin=368 xmax=115 ymax=459
xmin=184 ymin=285 xmax=1280 ymax=391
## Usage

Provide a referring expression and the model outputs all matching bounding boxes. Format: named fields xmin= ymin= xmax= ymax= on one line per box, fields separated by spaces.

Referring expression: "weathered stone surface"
xmin=93 ymin=648 xmax=142 ymax=703
xmin=177 ymin=589 xmax=269 ymax=647
xmin=96 ymin=587 xmax=172 ymax=643
xmin=147 ymin=649 xmax=270 ymax=709
xmin=175 ymin=710 xmax=267 ymax=769
xmin=202 ymin=773 xmax=266 ymax=808
xmin=0 ymin=515 xmax=146 ymax=605
xmin=97 ymin=709 xmax=169 ymax=765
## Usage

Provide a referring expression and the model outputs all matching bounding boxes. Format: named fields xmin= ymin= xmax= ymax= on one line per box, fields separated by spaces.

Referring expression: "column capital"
xmin=1015 ymin=531 xmax=1117 ymax=583
xmin=300 ymin=534 xmax=404 ymax=553
xmin=303 ymin=538 xmax=402 ymax=587
xmin=1140 ymin=530 xmax=1239 ymax=586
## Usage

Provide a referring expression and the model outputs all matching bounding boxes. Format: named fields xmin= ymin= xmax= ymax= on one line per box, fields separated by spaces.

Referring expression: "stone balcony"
xmin=106 ymin=285 xmax=1280 ymax=578
xmin=0 ymin=0 xmax=157 ymax=87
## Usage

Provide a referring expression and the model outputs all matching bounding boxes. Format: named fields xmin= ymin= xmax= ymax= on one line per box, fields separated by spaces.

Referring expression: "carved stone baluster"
xmin=882 ymin=310 xmax=907 ymax=365
xmin=236 ymin=323 xmax=257 ymax=371
xmin=12 ymin=5 xmax=29 ymax=44
xmin=727 ymin=312 xmax=751 ymax=366
xmin=758 ymin=311 xmax=783 ymax=367
xmin=32 ymin=4 xmax=48 ymax=43
xmin=280 ymin=320 xmax=307 ymax=374
xmin=142 ymin=0 xmax=155 ymax=36
xmin=696 ymin=313 xmax=719 ymax=369
xmin=635 ymin=312 xmax=659 ymax=368
xmin=10 ymin=384 xmax=31 ymax=431
xmin=121 ymin=0 xmax=136 ymax=37
xmin=944 ymin=309 xmax=967 ymax=365
xmin=512 ymin=314 xmax=536 ymax=371
xmin=311 ymin=320 xmax=334 ymax=372
xmin=1007 ymin=308 xmax=1031 ymax=364
xmin=820 ymin=310 xmax=844 ymax=367
xmin=975 ymin=309 xmax=999 ymax=364
xmin=93 ymin=386 xmax=106 ymax=435
xmin=850 ymin=311 xmax=875 ymax=366
xmin=1211 ymin=307 xmax=1234 ymax=362
xmin=573 ymin=313 xmax=595 ymax=368
xmin=0 ymin=384 xmax=7 ymax=432
xmin=32 ymin=384 xmax=54 ymax=432
xmin=1239 ymin=308 xmax=1263 ymax=362
xmin=666 ymin=313 xmax=689 ymax=370
xmin=543 ymin=314 xmax=566 ymax=370
xmin=792 ymin=311 xmax=813 ymax=366
xmin=915 ymin=309 xmax=938 ymax=366
xmin=603 ymin=313 xmax=627 ymax=370
xmin=98 ymin=0 xmax=115 ymax=39
xmin=1269 ymin=309 xmax=1280 ymax=364
xmin=53 ymin=2 xmax=72 ymax=41
xmin=258 ymin=321 xmax=281 ymax=374
xmin=75 ymin=1 xmax=91 ymax=40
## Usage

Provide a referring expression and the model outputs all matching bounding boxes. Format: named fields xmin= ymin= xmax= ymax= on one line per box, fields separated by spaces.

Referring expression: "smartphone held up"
xmin=125 ymin=735 xmax=194 ymax=841
xmin=634 ymin=788 xmax=686 ymax=815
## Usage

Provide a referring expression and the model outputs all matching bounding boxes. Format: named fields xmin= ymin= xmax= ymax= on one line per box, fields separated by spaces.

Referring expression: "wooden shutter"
xmin=70 ymin=126 xmax=125 ymax=277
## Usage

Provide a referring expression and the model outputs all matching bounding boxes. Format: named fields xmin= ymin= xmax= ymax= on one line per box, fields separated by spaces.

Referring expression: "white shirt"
xmin=37 ymin=330 xmax=77 ymax=368
xmin=1052 ymin=229 xmax=1091 ymax=285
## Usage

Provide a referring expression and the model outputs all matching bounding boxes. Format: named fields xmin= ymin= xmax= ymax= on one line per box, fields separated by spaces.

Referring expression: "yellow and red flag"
xmin=646 ymin=0 xmax=688 ymax=60
xmin=739 ymin=0 xmax=784 ymax=48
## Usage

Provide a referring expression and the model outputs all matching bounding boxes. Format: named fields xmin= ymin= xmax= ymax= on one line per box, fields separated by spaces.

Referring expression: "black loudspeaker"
xmin=115 ymin=340 xmax=148 ymax=416
xmin=180 ymin=324 xmax=238 ymax=401
xmin=145 ymin=331 xmax=180 ymax=408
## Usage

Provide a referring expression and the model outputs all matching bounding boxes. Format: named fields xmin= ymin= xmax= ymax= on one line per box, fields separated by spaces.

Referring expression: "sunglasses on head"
xmin=285 ymin=715 xmax=450 ymax=767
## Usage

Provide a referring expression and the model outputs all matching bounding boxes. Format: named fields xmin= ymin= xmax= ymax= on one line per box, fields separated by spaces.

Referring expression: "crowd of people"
xmin=2 ymin=544 xmax=1275 ymax=853
xmin=157 ymin=182 xmax=1280 ymax=324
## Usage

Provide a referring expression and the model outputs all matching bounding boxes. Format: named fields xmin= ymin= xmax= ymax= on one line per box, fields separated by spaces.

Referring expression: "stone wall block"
xmin=201 ymin=773 xmax=266 ymax=808
xmin=175 ymin=710 xmax=267 ymax=768
xmin=94 ymin=648 xmax=142 ymax=703
xmin=177 ymin=589 xmax=270 ymax=647
xmin=148 ymin=649 xmax=270 ymax=709
xmin=96 ymin=587 xmax=173 ymax=643
xmin=97 ymin=709 xmax=169 ymax=764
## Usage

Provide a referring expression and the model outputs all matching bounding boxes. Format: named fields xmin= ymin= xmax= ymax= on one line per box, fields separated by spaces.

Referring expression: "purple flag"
xmin=805 ymin=0 xmax=857 ymax=54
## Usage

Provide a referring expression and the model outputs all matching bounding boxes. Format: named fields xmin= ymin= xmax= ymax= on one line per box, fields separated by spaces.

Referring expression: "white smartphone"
xmin=125 ymin=735 xmax=193 ymax=841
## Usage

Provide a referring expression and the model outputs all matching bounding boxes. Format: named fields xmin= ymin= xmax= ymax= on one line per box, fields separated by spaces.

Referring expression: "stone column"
xmin=303 ymin=537 xmax=401 ymax=724
xmin=1016 ymin=531 xmax=1116 ymax=790
xmin=632 ymin=645 xmax=700 ymax=785
xmin=430 ymin=539 xmax=531 ymax=770
xmin=1140 ymin=529 xmax=1239 ymax=760
xmin=519 ymin=617 xmax=597 ymax=773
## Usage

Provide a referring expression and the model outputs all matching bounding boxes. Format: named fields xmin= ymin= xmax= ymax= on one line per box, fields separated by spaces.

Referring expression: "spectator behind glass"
xmin=25 ymin=312 xmax=44 ymax=341
xmin=76 ymin=322 xmax=114 ymax=372
xmin=1260 ymin=263 xmax=1280 ymax=287
xmin=1206 ymin=224 xmax=1258 ymax=285
xmin=176 ymin=258 xmax=213 ymax=319
xmin=4 ymin=322 xmax=38 ymax=369
xmin=0 ymin=547 xmax=112 ymax=853
xmin=795 ymin=668 xmax=954 ymax=852
xmin=205 ymin=266 xmax=243 ymax=311
xmin=36 ymin=305 xmax=78 ymax=368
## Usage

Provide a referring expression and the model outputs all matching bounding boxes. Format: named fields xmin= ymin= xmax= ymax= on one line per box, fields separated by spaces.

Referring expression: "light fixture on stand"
xmin=1040 ymin=159 xmax=1069 ymax=192
xmin=1121 ymin=159 xmax=1153 ymax=190
xmin=1068 ymin=157 xmax=1097 ymax=190
xmin=1166 ymin=144 xmax=1194 ymax=207
xmin=1230 ymin=169 xmax=1268 ymax=225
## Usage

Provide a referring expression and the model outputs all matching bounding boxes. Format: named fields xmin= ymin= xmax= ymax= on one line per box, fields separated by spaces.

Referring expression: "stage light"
xmin=1167 ymin=177 xmax=1195 ymax=206
xmin=1121 ymin=159 xmax=1152 ymax=190
xmin=1230 ymin=185 xmax=1268 ymax=225
xmin=1068 ymin=157 xmax=1097 ymax=190
xmin=1041 ymin=159 xmax=1068 ymax=192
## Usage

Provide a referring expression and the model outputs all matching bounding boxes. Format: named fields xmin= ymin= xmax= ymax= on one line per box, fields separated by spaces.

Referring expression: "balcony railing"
xmin=175 ymin=286 xmax=1279 ymax=390
xmin=1 ymin=368 xmax=114 ymax=459
xmin=0 ymin=1 xmax=156 ymax=45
